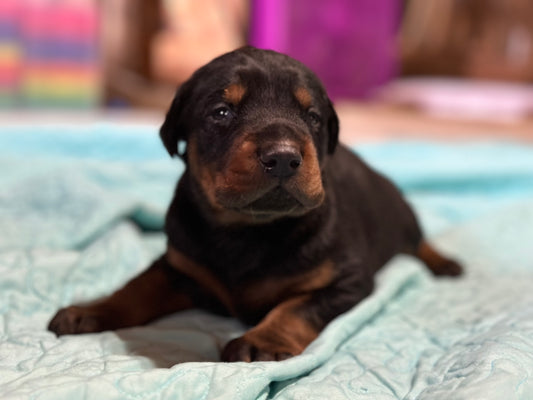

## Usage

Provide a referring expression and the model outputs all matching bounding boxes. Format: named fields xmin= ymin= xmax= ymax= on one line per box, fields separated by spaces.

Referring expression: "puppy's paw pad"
xmin=48 ymin=306 xmax=109 ymax=336
xmin=430 ymin=259 xmax=463 ymax=277
xmin=221 ymin=337 xmax=293 ymax=362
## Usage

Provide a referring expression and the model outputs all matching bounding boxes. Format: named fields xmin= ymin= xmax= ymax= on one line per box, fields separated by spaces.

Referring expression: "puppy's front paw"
xmin=430 ymin=258 xmax=463 ymax=277
xmin=221 ymin=336 xmax=293 ymax=362
xmin=48 ymin=305 xmax=114 ymax=336
xmin=417 ymin=242 xmax=463 ymax=277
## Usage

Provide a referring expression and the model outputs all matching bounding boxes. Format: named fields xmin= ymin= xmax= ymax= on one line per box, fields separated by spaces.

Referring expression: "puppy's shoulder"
xmin=328 ymin=144 xmax=373 ymax=182
xmin=327 ymin=144 xmax=402 ymax=205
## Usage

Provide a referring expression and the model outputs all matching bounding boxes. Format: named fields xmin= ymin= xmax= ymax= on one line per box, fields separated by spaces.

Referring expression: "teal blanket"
xmin=1 ymin=124 xmax=533 ymax=399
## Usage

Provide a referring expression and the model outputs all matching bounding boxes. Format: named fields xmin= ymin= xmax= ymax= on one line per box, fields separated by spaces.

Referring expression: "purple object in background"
xmin=250 ymin=0 xmax=401 ymax=100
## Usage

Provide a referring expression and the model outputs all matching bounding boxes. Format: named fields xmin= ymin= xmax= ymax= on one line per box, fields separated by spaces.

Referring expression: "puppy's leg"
xmin=48 ymin=255 xmax=197 ymax=336
xmin=221 ymin=281 xmax=372 ymax=362
xmin=416 ymin=240 xmax=463 ymax=276
xmin=222 ymin=296 xmax=316 ymax=362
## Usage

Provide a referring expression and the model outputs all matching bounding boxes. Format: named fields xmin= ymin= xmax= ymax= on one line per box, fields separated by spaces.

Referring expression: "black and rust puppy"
xmin=49 ymin=47 xmax=462 ymax=362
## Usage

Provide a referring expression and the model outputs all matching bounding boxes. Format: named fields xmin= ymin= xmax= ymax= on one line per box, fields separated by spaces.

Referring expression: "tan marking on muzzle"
xmin=219 ymin=139 xmax=261 ymax=192
xmin=288 ymin=139 xmax=324 ymax=207
xmin=188 ymin=137 xmax=269 ymax=225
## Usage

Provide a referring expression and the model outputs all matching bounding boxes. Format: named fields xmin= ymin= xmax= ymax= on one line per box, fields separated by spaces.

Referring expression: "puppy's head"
xmin=160 ymin=47 xmax=339 ymax=224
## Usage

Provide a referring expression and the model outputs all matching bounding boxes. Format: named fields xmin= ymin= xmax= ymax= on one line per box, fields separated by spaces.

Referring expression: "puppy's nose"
xmin=259 ymin=145 xmax=302 ymax=178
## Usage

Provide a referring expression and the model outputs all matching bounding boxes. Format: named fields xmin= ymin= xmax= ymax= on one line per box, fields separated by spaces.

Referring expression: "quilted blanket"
xmin=1 ymin=124 xmax=533 ymax=399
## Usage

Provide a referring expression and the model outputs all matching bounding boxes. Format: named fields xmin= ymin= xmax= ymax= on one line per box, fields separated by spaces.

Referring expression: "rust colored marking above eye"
xmin=294 ymin=87 xmax=313 ymax=109
xmin=223 ymin=83 xmax=247 ymax=105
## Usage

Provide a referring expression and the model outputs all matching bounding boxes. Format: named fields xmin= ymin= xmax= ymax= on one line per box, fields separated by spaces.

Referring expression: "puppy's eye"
xmin=211 ymin=106 xmax=232 ymax=121
xmin=307 ymin=110 xmax=321 ymax=126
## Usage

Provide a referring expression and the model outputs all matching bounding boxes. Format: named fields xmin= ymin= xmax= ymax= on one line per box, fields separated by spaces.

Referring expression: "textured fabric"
xmin=1 ymin=124 xmax=533 ymax=399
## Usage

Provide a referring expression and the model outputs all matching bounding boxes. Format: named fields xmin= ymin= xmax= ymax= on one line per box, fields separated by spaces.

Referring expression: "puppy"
xmin=49 ymin=47 xmax=462 ymax=362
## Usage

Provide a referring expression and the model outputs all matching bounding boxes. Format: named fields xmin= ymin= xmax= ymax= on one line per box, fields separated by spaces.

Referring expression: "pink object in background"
xmin=250 ymin=0 xmax=401 ymax=100
xmin=379 ymin=78 xmax=533 ymax=123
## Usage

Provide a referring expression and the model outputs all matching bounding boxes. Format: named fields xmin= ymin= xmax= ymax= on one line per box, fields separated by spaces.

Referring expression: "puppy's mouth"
xmin=238 ymin=186 xmax=303 ymax=216
xmin=217 ymin=180 xmax=325 ymax=222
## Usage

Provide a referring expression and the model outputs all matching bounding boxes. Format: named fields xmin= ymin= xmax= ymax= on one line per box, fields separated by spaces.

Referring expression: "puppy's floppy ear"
xmin=160 ymin=83 xmax=192 ymax=158
xmin=327 ymin=101 xmax=339 ymax=154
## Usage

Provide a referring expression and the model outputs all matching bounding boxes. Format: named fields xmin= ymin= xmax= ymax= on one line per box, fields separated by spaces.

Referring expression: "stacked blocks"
xmin=0 ymin=0 xmax=100 ymax=109
xmin=0 ymin=0 xmax=20 ymax=107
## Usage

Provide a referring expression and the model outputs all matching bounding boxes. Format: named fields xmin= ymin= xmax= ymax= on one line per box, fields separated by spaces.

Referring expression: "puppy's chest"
xmin=228 ymin=259 xmax=335 ymax=323
xmin=167 ymin=244 xmax=334 ymax=323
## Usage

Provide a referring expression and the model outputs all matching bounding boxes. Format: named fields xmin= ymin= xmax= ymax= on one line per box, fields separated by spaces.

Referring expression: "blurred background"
xmin=1 ymin=0 xmax=532 ymax=141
